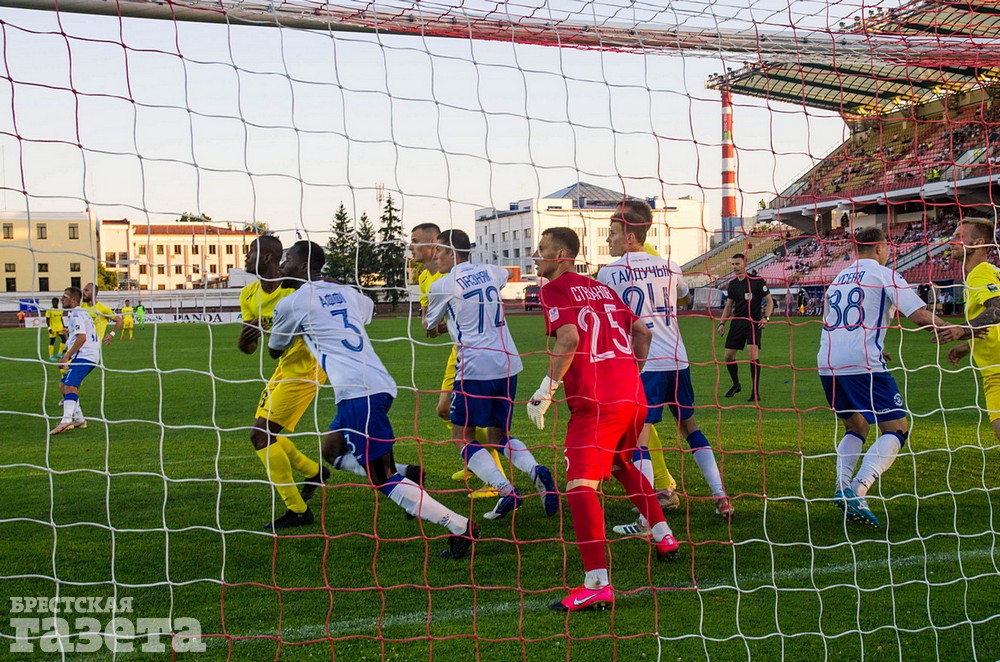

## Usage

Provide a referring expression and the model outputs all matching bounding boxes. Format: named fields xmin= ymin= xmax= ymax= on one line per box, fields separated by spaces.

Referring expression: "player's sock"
xmin=688 ymin=431 xmax=725 ymax=496
xmin=72 ymin=401 xmax=84 ymax=422
xmin=852 ymin=431 xmax=906 ymax=498
xmin=332 ymin=452 xmax=368 ymax=478
xmin=48 ymin=343 xmax=55 ymax=358
xmin=277 ymin=436 xmax=320 ymax=478
xmin=836 ymin=431 xmax=866 ymax=491
xmin=651 ymin=521 xmax=674 ymax=544
xmin=727 ymin=362 xmax=740 ymax=387
xmin=502 ymin=437 xmax=539 ymax=477
xmin=646 ymin=426 xmax=678 ymax=491
xmin=565 ymin=486 xmax=607 ymax=571
xmin=749 ymin=361 xmax=761 ymax=396
xmin=487 ymin=448 xmax=508 ymax=477
xmin=58 ymin=342 xmax=66 ymax=355
xmin=256 ymin=443 xmax=308 ymax=514
xmin=584 ymin=568 xmax=610 ymax=589
xmin=632 ymin=448 xmax=655 ymax=490
xmin=380 ymin=474 xmax=469 ymax=535
xmin=611 ymin=462 xmax=666 ymax=529
xmin=464 ymin=445 xmax=515 ymax=494
xmin=61 ymin=393 xmax=78 ymax=423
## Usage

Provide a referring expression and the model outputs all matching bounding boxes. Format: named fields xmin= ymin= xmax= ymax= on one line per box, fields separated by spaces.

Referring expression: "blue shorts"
xmin=61 ymin=360 xmax=96 ymax=389
xmin=820 ymin=372 xmax=906 ymax=424
xmin=330 ymin=393 xmax=396 ymax=465
xmin=450 ymin=376 xmax=517 ymax=430
xmin=642 ymin=369 xmax=695 ymax=423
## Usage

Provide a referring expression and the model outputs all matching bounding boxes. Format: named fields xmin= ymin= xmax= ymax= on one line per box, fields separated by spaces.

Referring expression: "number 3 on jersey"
xmin=329 ymin=309 xmax=364 ymax=352
xmin=825 ymin=287 xmax=864 ymax=331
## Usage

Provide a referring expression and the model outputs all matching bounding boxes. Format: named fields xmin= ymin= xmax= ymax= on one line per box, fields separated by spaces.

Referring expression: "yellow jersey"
xmin=643 ymin=242 xmax=660 ymax=258
xmin=418 ymin=268 xmax=445 ymax=309
xmin=45 ymin=308 xmax=64 ymax=333
xmin=966 ymin=261 xmax=1000 ymax=377
xmin=240 ymin=280 xmax=318 ymax=378
xmin=81 ymin=301 xmax=116 ymax=340
xmin=121 ymin=306 xmax=134 ymax=323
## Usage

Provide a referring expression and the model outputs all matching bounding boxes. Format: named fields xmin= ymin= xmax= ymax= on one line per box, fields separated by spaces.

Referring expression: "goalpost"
xmin=1 ymin=0 xmax=999 ymax=658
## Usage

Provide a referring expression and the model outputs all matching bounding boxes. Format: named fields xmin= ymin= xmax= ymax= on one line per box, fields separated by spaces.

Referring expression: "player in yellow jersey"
xmin=410 ymin=223 xmax=508 ymax=498
xmin=120 ymin=300 xmax=135 ymax=341
xmin=82 ymin=283 xmax=122 ymax=345
xmin=45 ymin=297 xmax=67 ymax=360
xmin=239 ymin=236 xmax=331 ymax=531
xmin=944 ymin=217 xmax=1000 ymax=441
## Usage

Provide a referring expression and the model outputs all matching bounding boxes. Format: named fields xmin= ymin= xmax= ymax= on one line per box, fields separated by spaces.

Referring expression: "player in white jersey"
xmin=598 ymin=204 xmax=733 ymax=526
xmin=269 ymin=241 xmax=479 ymax=558
xmin=51 ymin=286 xmax=100 ymax=434
xmin=819 ymin=227 xmax=967 ymax=528
xmin=426 ymin=229 xmax=558 ymax=521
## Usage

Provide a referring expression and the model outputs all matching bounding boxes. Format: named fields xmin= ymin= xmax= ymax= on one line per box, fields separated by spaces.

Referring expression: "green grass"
xmin=1 ymin=314 xmax=999 ymax=660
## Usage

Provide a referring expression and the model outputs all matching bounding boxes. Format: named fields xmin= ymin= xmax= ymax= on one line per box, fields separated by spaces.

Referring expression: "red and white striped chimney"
xmin=721 ymin=90 xmax=738 ymax=221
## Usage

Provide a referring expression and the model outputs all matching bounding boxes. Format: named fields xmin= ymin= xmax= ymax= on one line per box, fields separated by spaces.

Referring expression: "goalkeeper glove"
xmin=526 ymin=376 xmax=560 ymax=430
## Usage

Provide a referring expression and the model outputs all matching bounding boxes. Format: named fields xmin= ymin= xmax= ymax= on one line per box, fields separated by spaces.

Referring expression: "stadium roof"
xmin=706 ymin=1 xmax=1000 ymax=117
xmin=544 ymin=182 xmax=634 ymax=207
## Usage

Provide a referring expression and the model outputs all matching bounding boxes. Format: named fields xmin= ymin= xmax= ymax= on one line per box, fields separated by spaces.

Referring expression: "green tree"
xmin=355 ymin=212 xmax=380 ymax=297
xmin=243 ymin=220 xmax=272 ymax=236
xmin=179 ymin=212 xmax=211 ymax=223
xmin=325 ymin=203 xmax=357 ymax=284
xmin=97 ymin=264 xmax=118 ymax=291
xmin=377 ymin=194 xmax=406 ymax=310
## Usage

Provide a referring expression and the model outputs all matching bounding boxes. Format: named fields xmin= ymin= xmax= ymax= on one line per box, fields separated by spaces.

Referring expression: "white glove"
xmin=526 ymin=376 xmax=560 ymax=430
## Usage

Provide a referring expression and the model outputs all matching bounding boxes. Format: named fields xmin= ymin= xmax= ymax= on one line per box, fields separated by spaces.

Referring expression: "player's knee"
xmin=889 ymin=430 xmax=908 ymax=448
xmin=249 ymin=427 xmax=270 ymax=451
xmin=461 ymin=441 xmax=486 ymax=463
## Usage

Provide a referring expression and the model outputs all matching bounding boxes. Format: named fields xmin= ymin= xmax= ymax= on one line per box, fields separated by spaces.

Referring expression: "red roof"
xmin=133 ymin=224 xmax=255 ymax=237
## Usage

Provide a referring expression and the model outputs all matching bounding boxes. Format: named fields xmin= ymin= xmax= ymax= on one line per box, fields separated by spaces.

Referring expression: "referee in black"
xmin=717 ymin=253 xmax=774 ymax=402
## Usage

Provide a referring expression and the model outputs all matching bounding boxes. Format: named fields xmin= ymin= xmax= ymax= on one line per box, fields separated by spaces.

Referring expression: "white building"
xmin=474 ymin=182 xmax=714 ymax=277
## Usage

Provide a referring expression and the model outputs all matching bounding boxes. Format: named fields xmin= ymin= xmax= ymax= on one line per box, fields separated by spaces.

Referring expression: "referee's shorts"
xmin=725 ymin=319 xmax=763 ymax=350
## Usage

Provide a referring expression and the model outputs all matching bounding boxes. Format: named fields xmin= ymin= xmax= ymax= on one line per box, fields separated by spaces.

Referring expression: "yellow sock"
xmin=647 ymin=426 xmax=677 ymax=491
xmin=58 ymin=343 xmax=66 ymax=355
xmin=256 ymin=444 xmax=307 ymax=513
xmin=48 ymin=344 xmax=54 ymax=358
xmin=277 ymin=436 xmax=320 ymax=477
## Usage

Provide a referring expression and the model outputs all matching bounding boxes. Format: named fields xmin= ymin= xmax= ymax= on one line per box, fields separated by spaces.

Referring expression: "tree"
xmin=97 ymin=264 xmax=118 ymax=291
xmin=377 ymin=194 xmax=406 ymax=310
xmin=355 ymin=212 xmax=380 ymax=297
xmin=325 ymin=203 xmax=357 ymax=284
xmin=243 ymin=221 xmax=272 ymax=236
xmin=179 ymin=212 xmax=211 ymax=223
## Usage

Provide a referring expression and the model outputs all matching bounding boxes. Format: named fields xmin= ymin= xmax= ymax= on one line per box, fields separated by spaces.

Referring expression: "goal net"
xmin=1 ymin=0 xmax=998 ymax=658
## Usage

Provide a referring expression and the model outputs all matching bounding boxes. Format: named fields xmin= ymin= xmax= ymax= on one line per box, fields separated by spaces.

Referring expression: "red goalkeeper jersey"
xmin=540 ymin=272 xmax=644 ymax=413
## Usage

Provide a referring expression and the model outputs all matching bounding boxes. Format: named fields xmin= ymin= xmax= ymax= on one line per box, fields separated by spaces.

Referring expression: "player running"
xmin=51 ymin=287 xmax=99 ymax=434
xmin=269 ymin=241 xmax=478 ymax=559
xmin=426 ymin=229 xmax=558 ymax=520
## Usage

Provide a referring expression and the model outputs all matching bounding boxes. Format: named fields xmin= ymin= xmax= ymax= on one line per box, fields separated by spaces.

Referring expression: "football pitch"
xmin=1 ymin=314 xmax=999 ymax=661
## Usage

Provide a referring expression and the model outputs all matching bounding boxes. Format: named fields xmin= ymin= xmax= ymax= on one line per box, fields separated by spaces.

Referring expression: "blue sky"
xmin=0 ymin=2 xmax=852 ymax=246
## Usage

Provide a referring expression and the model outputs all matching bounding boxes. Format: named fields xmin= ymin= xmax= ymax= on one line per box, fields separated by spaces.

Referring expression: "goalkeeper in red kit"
xmin=526 ymin=227 xmax=680 ymax=613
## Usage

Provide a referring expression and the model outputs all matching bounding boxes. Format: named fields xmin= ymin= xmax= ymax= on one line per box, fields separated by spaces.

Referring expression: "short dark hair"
xmin=731 ymin=253 xmax=746 ymax=262
xmin=854 ymin=227 xmax=886 ymax=252
xmin=254 ymin=235 xmax=284 ymax=258
xmin=616 ymin=199 xmax=653 ymax=225
xmin=412 ymin=222 xmax=441 ymax=235
xmin=64 ymin=287 xmax=82 ymax=303
xmin=289 ymin=240 xmax=326 ymax=273
xmin=437 ymin=229 xmax=471 ymax=259
xmin=610 ymin=209 xmax=651 ymax=244
xmin=962 ymin=217 xmax=996 ymax=243
xmin=51 ymin=297 xmax=59 ymax=306
xmin=543 ymin=227 xmax=580 ymax=258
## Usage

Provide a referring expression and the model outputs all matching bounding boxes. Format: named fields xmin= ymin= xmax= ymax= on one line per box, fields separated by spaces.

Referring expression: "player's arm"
xmin=238 ymin=320 xmax=262 ymax=354
xmin=676 ymin=271 xmax=692 ymax=308
xmin=424 ymin=284 xmax=449 ymax=337
xmin=631 ymin=319 xmax=652 ymax=372
xmin=266 ymin=300 xmax=297 ymax=360
xmin=717 ymin=299 xmax=733 ymax=335
xmin=966 ymin=296 xmax=1000 ymax=329
xmin=60 ymin=328 xmax=86 ymax=366
xmin=526 ymin=322 xmax=579 ymax=430
xmin=762 ymin=291 xmax=775 ymax=320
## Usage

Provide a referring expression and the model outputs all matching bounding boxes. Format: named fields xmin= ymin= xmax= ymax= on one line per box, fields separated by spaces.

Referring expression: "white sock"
xmin=836 ymin=432 xmax=864 ymax=492
xmin=467 ymin=447 xmax=515 ymax=493
xmin=333 ymin=453 xmax=368 ymax=478
xmin=72 ymin=402 xmax=84 ymax=422
xmin=635 ymin=453 xmax=654 ymax=489
xmin=395 ymin=462 xmax=410 ymax=475
xmin=651 ymin=521 xmax=673 ymax=543
xmin=384 ymin=477 xmax=468 ymax=535
xmin=852 ymin=433 xmax=903 ymax=498
xmin=61 ymin=400 xmax=76 ymax=424
xmin=503 ymin=438 xmax=539 ymax=477
xmin=584 ymin=568 xmax=609 ymax=589
xmin=693 ymin=448 xmax=725 ymax=497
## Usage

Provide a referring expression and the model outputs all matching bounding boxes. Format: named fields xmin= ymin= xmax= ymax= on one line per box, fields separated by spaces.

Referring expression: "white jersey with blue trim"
xmin=426 ymin=261 xmax=523 ymax=381
xmin=66 ymin=307 xmax=99 ymax=364
xmin=598 ymin=251 xmax=689 ymax=372
xmin=268 ymin=281 xmax=396 ymax=403
xmin=818 ymin=258 xmax=925 ymax=375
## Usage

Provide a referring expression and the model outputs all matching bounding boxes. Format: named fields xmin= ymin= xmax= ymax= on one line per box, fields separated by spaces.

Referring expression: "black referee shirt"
xmin=727 ymin=275 xmax=769 ymax=322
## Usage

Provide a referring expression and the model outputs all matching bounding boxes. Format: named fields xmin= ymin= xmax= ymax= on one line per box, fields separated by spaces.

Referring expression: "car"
xmin=523 ymin=285 xmax=541 ymax=311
